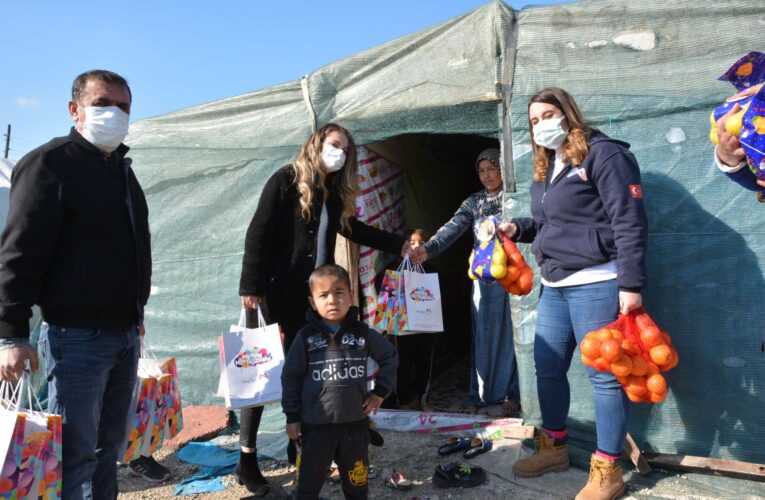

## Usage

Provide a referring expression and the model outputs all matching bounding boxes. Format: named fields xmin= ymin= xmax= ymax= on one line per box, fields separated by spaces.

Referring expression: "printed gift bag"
xmin=402 ymin=266 xmax=443 ymax=333
xmin=218 ymin=308 xmax=285 ymax=409
xmin=119 ymin=342 xmax=184 ymax=462
xmin=0 ymin=373 xmax=62 ymax=500
xmin=373 ymin=268 xmax=404 ymax=335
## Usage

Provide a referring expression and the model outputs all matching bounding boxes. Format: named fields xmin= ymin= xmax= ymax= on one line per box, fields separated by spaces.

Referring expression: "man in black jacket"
xmin=0 ymin=70 xmax=152 ymax=499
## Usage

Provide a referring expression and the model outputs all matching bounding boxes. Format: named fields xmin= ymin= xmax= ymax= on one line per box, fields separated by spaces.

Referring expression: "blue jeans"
xmin=469 ymin=280 xmax=519 ymax=406
xmin=46 ymin=325 xmax=140 ymax=500
xmin=534 ymin=280 xmax=629 ymax=455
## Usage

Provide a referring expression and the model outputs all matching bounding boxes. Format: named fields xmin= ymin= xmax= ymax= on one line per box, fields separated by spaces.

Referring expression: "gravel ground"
xmin=117 ymin=430 xmax=564 ymax=500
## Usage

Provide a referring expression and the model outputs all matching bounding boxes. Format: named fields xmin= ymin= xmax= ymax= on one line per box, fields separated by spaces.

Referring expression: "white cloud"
xmin=16 ymin=97 xmax=40 ymax=107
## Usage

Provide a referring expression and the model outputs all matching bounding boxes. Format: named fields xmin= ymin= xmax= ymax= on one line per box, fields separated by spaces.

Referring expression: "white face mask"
xmin=80 ymin=106 xmax=130 ymax=153
xmin=321 ymin=144 xmax=346 ymax=172
xmin=532 ymin=116 xmax=569 ymax=150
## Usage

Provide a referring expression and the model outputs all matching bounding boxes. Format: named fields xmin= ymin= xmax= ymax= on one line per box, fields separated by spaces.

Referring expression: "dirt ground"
xmin=117 ymin=429 xmax=565 ymax=500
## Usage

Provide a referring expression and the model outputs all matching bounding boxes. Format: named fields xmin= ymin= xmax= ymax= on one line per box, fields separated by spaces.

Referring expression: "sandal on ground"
xmin=437 ymin=436 xmax=472 ymax=456
xmin=463 ymin=437 xmax=493 ymax=459
xmin=382 ymin=468 xmax=413 ymax=490
xmin=432 ymin=462 xmax=487 ymax=488
xmin=501 ymin=399 xmax=521 ymax=417
xmin=128 ymin=455 xmax=171 ymax=483
xmin=326 ymin=464 xmax=341 ymax=483
xmin=369 ymin=427 xmax=385 ymax=447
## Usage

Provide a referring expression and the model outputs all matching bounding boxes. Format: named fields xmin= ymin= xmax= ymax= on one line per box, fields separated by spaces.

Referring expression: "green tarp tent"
xmin=127 ymin=0 xmax=765 ymax=468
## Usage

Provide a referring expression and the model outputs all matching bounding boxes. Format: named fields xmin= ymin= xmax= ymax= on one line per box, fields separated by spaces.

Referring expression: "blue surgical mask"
xmin=533 ymin=116 xmax=568 ymax=150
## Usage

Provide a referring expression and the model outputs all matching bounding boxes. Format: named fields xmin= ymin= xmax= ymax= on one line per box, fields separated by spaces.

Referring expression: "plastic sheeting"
xmin=126 ymin=0 xmax=765 ymax=471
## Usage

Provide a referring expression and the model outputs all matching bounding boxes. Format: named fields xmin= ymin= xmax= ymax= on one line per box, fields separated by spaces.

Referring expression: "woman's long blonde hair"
xmin=528 ymin=88 xmax=594 ymax=183
xmin=293 ymin=123 xmax=359 ymax=233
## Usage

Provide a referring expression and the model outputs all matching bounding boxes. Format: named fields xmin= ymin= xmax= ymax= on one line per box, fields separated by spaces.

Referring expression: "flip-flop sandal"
xmin=463 ymin=437 xmax=493 ymax=459
xmin=437 ymin=436 xmax=471 ymax=456
xmin=382 ymin=468 xmax=413 ymax=490
xmin=432 ymin=462 xmax=487 ymax=488
xmin=326 ymin=465 xmax=341 ymax=483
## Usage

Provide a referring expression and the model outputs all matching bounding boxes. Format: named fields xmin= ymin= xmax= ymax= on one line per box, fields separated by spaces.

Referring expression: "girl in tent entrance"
xmin=237 ymin=123 xmax=408 ymax=496
xmin=411 ymin=148 xmax=520 ymax=417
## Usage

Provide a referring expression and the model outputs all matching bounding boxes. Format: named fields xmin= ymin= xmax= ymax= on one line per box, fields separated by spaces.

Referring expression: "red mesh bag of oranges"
xmin=580 ymin=308 xmax=678 ymax=403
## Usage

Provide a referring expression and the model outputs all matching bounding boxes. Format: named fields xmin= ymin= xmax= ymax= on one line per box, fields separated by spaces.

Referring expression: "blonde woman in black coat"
xmin=236 ymin=123 xmax=408 ymax=495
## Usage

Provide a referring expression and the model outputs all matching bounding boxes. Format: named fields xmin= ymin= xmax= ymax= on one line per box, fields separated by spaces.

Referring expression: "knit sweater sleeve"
xmin=239 ymin=168 xmax=289 ymax=297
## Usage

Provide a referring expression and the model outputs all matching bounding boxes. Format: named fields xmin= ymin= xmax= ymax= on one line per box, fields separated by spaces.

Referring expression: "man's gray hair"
xmin=71 ymin=70 xmax=131 ymax=103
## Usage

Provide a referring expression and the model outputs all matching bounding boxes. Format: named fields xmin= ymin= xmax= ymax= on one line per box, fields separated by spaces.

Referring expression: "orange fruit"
xmin=581 ymin=354 xmax=595 ymax=368
xmin=595 ymin=329 xmax=614 ymax=342
xmin=505 ymin=265 xmax=520 ymax=282
xmin=660 ymin=332 xmax=672 ymax=346
xmin=626 ymin=391 xmax=645 ymax=403
xmin=600 ymin=339 xmax=622 ymax=362
xmin=620 ymin=339 xmax=638 ymax=356
xmin=609 ymin=329 xmax=624 ymax=341
xmin=580 ymin=337 xmax=602 ymax=359
xmin=593 ymin=357 xmax=610 ymax=372
xmin=635 ymin=314 xmax=652 ymax=330
xmin=616 ymin=375 xmax=629 ymax=385
xmin=660 ymin=348 xmax=680 ymax=372
xmin=506 ymin=282 xmax=522 ymax=295
xmin=640 ymin=326 xmax=662 ymax=348
xmin=631 ymin=356 xmax=647 ymax=376
xmin=518 ymin=267 xmax=533 ymax=294
xmin=648 ymin=390 xmax=667 ymax=403
xmin=646 ymin=373 xmax=667 ymax=394
xmin=610 ymin=355 xmax=633 ymax=377
xmin=624 ymin=375 xmax=647 ymax=397
xmin=649 ymin=345 xmax=674 ymax=366
xmin=646 ymin=361 xmax=660 ymax=376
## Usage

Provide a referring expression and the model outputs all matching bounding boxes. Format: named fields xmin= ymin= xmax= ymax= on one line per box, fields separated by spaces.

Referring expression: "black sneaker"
xmin=432 ymin=462 xmax=487 ymax=488
xmin=369 ymin=428 xmax=385 ymax=447
xmin=128 ymin=455 xmax=171 ymax=483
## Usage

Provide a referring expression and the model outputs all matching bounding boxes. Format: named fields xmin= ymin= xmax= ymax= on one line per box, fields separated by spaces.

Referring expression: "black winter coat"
xmin=0 ymin=129 xmax=151 ymax=338
xmin=240 ymin=165 xmax=405 ymax=343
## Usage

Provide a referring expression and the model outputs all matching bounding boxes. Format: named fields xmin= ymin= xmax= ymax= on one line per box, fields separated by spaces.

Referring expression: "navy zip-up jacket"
xmin=511 ymin=131 xmax=648 ymax=292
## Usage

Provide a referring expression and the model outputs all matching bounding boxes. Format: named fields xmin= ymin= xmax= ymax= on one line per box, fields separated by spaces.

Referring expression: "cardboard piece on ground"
xmin=469 ymin=439 xmax=586 ymax=498
xmin=643 ymin=452 xmax=765 ymax=482
xmin=624 ymin=432 xmax=652 ymax=475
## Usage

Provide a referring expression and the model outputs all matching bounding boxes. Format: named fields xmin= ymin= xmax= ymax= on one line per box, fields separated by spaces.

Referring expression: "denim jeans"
xmin=469 ymin=280 xmax=519 ymax=406
xmin=534 ymin=280 xmax=629 ymax=455
xmin=46 ymin=325 xmax=140 ymax=500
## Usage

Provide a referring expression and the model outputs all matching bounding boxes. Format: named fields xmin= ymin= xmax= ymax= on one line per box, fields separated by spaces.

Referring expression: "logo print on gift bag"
xmin=233 ymin=348 xmax=273 ymax=369
xmin=409 ymin=286 xmax=435 ymax=302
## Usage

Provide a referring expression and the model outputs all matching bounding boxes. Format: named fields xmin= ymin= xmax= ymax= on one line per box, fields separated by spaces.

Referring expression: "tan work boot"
xmin=512 ymin=431 xmax=571 ymax=477
xmin=575 ymin=454 xmax=626 ymax=500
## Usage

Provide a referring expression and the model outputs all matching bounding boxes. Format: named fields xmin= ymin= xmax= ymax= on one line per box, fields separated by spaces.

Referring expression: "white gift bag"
xmin=402 ymin=264 xmax=443 ymax=333
xmin=217 ymin=308 xmax=284 ymax=409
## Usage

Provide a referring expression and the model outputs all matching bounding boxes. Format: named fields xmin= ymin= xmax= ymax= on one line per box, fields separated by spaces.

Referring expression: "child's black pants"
xmin=296 ymin=419 xmax=370 ymax=500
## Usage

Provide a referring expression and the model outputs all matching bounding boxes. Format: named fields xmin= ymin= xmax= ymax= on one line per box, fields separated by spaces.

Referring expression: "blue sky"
xmin=0 ymin=0 xmax=562 ymax=160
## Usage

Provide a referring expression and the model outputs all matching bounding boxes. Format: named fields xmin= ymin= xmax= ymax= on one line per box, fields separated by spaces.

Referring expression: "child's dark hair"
xmin=405 ymin=228 xmax=431 ymax=241
xmin=308 ymin=264 xmax=352 ymax=292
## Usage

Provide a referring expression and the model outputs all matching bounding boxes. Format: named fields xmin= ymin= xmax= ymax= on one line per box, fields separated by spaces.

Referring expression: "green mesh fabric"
xmin=126 ymin=0 xmax=765 ymax=474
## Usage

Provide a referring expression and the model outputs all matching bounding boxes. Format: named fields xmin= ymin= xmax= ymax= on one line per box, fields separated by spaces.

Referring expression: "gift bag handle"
xmin=238 ymin=307 xmax=267 ymax=329
xmin=0 ymin=375 xmax=23 ymax=409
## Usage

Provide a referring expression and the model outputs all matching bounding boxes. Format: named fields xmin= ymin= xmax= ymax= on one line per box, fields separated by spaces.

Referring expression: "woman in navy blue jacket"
xmin=501 ymin=88 xmax=647 ymax=500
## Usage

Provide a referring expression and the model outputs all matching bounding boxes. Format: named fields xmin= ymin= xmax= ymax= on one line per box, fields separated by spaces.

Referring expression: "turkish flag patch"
xmin=629 ymin=184 xmax=643 ymax=199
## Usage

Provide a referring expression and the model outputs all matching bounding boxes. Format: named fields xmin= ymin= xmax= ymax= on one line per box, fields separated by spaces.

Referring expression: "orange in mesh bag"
xmin=579 ymin=308 xmax=678 ymax=403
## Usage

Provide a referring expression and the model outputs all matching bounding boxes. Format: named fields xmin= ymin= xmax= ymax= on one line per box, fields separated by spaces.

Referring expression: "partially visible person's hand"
xmin=0 ymin=344 xmax=39 ymax=381
xmin=716 ymin=103 xmax=746 ymax=167
xmin=400 ymin=240 xmax=412 ymax=258
xmin=286 ymin=422 xmax=302 ymax=441
xmin=757 ymin=179 xmax=765 ymax=188
xmin=410 ymin=246 xmax=427 ymax=266
xmin=363 ymin=394 xmax=384 ymax=415
xmin=241 ymin=295 xmax=262 ymax=309
xmin=619 ymin=291 xmax=642 ymax=315
xmin=498 ymin=222 xmax=517 ymax=239
xmin=138 ymin=325 xmax=146 ymax=337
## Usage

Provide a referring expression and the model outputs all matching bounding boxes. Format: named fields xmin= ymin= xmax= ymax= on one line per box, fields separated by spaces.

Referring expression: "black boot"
xmin=235 ymin=450 xmax=271 ymax=496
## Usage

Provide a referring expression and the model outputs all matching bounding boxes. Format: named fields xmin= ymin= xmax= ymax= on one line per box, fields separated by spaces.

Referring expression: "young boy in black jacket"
xmin=282 ymin=264 xmax=397 ymax=500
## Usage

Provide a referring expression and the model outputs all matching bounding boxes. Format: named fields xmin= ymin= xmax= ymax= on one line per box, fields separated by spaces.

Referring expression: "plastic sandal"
xmin=463 ymin=437 xmax=493 ymax=459
xmin=382 ymin=468 xmax=413 ymax=490
xmin=437 ymin=436 xmax=471 ymax=456
xmin=433 ymin=462 xmax=487 ymax=488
